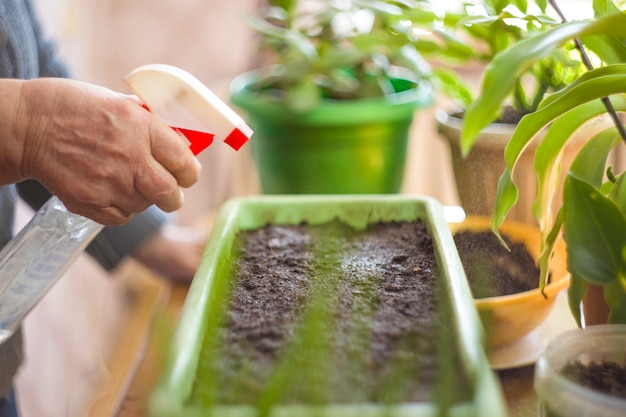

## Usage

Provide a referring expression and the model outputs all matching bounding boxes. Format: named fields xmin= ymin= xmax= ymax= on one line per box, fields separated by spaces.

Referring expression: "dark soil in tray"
xmin=190 ymin=220 xmax=471 ymax=407
xmin=560 ymin=360 xmax=626 ymax=398
xmin=453 ymin=230 xmax=540 ymax=298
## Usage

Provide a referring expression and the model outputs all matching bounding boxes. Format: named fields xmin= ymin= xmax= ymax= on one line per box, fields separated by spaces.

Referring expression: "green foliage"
xmin=461 ymin=12 xmax=626 ymax=154
xmin=246 ymin=0 xmax=442 ymax=112
xmin=245 ymin=0 xmax=584 ymax=115
xmin=482 ymin=0 xmax=626 ymax=324
xmin=246 ymin=0 xmax=529 ymax=111
xmin=444 ymin=0 xmax=584 ymax=114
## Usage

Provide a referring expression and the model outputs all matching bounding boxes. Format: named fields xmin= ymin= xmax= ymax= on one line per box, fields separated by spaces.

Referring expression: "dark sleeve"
xmin=86 ymin=207 xmax=169 ymax=271
xmin=24 ymin=0 xmax=70 ymax=78
xmin=16 ymin=180 xmax=168 ymax=271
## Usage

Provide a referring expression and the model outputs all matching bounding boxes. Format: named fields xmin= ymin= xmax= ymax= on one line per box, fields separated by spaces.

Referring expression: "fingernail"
xmin=179 ymin=188 xmax=185 ymax=205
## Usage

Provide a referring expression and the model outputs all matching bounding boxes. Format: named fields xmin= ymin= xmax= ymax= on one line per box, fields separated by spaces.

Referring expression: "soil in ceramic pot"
xmin=560 ymin=360 xmax=626 ymax=398
xmin=453 ymin=106 xmax=527 ymax=125
xmin=190 ymin=220 xmax=472 ymax=408
xmin=453 ymin=230 xmax=539 ymax=298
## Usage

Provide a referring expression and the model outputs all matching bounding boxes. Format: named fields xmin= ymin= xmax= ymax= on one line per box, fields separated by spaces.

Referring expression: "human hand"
xmin=10 ymin=78 xmax=201 ymax=226
xmin=130 ymin=224 xmax=207 ymax=285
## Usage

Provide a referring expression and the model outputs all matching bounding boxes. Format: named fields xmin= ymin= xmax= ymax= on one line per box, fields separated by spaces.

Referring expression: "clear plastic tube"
xmin=0 ymin=196 xmax=103 ymax=342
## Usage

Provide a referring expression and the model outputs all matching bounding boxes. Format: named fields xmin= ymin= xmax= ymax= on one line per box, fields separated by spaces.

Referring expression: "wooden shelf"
xmin=85 ymin=261 xmax=176 ymax=417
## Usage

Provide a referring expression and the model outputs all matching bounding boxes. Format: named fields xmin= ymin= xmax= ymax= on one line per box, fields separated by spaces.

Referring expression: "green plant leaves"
xmin=532 ymin=99 xmax=625 ymax=230
xmin=285 ymin=76 xmax=323 ymax=112
xmin=538 ymin=65 xmax=626 ymax=110
xmin=491 ymin=69 xmax=626 ymax=235
xmin=563 ymin=171 xmax=626 ymax=323
xmin=461 ymin=12 xmax=626 ymax=155
xmin=562 ymin=158 xmax=626 ymax=325
xmin=245 ymin=15 xmax=318 ymax=62
xmin=490 ymin=66 xmax=626 ymax=301
xmin=593 ymin=0 xmax=622 ymax=16
xmin=563 ymin=175 xmax=626 ymax=286
xmin=431 ymin=68 xmax=473 ymax=108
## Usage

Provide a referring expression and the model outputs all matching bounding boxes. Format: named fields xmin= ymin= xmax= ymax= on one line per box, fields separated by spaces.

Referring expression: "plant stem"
xmin=548 ymin=0 xmax=626 ymax=145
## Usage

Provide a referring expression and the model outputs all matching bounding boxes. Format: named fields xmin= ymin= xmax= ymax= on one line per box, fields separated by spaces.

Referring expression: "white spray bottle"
xmin=0 ymin=64 xmax=253 ymax=341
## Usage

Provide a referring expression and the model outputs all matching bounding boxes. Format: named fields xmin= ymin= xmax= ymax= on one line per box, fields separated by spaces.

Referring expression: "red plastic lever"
xmin=171 ymin=127 xmax=215 ymax=156
xmin=140 ymin=103 xmax=221 ymax=156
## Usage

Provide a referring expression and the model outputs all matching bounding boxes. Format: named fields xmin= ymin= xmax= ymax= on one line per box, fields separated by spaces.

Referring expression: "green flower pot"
xmin=229 ymin=70 xmax=433 ymax=194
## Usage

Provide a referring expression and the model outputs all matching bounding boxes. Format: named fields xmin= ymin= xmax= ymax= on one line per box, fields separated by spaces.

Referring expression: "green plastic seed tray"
xmin=148 ymin=195 xmax=507 ymax=417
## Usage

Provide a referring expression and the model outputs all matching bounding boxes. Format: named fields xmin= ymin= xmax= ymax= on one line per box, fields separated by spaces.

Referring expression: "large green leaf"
xmin=532 ymin=97 xmax=626 ymax=229
xmin=535 ymin=206 xmax=563 ymax=291
xmin=567 ymin=271 xmax=587 ymax=327
xmin=593 ymin=0 xmax=622 ymax=16
xmin=491 ymin=70 xmax=626 ymax=233
xmin=580 ymin=34 xmax=626 ymax=65
xmin=566 ymin=119 xmax=622 ymax=314
xmin=532 ymin=101 xmax=612 ymax=227
xmin=569 ymin=129 xmax=622 ymax=189
xmin=582 ymin=1 xmax=626 ymax=66
xmin=534 ymin=128 xmax=621 ymax=293
xmin=606 ymin=280 xmax=626 ymax=323
xmin=461 ymin=12 xmax=626 ymax=154
xmin=563 ymin=174 xmax=626 ymax=286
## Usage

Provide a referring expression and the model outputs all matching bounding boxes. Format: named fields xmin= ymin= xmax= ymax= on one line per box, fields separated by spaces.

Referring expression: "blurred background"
xmin=32 ymin=0 xmax=462 ymax=222
xmin=9 ymin=0 xmax=589 ymax=417
xmin=15 ymin=0 xmax=593 ymax=416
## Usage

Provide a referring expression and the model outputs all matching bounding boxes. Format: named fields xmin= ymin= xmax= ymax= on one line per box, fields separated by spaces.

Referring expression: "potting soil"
xmin=560 ymin=360 xmax=626 ymax=398
xmin=190 ymin=220 xmax=472 ymax=407
xmin=453 ymin=230 xmax=540 ymax=298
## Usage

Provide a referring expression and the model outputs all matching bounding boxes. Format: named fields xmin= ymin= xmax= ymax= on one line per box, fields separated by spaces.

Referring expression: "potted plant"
xmin=229 ymin=0 xmax=441 ymax=194
xmin=450 ymin=216 xmax=570 ymax=349
xmin=465 ymin=0 xmax=626 ymax=325
xmin=434 ymin=0 xmax=590 ymax=224
xmin=146 ymin=195 xmax=507 ymax=416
